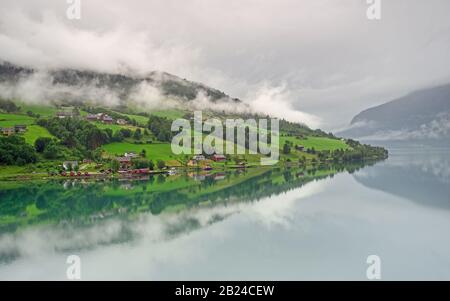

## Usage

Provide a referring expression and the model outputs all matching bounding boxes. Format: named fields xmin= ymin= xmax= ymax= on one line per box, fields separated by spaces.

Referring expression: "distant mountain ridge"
xmin=0 ymin=61 xmax=240 ymax=105
xmin=339 ymin=83 xmax=450 ymax=145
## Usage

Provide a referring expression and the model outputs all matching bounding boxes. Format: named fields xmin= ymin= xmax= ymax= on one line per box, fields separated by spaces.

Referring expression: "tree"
xmin=282 ymin=142 xmax=291 ymax=154
xmin=157 ymin=160 xmax=166 ymax=170
xmin=35 ymin=137 xmax=53 ymax=153
xmin=110 ymin=159 xmax=120 ymax=173
xmin=0 ymin=136 xmax=37 ymax=165
xmin=120 ymin=128 xmax=132 ymax=138
xmin=133 ymin=128 xmax=142 ymax=140
xmin=140 ymin=149 xmax=146 ymax=158
xmin=112 ymin=130 xmax=124 ymax=142
xmin=43 ymin=141 xmax=60 ymax=159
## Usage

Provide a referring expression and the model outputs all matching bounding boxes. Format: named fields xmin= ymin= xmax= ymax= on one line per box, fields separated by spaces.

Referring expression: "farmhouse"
xmin=116 ymin=156 xmax=132 ymax=170
xmin=295 ymin=145 xmax=305 ymax=151
xmin=14 ymin=125 xmax=27 ymax=133
xmin=192 ymin=155 xmax=206 ymax=161
xmin=86 ymin=114 xmax=98 ymax=121
xmin=116 ymin=119 xmax=128 ymax=125
xmin=124 ymin=152 xmax=139 ymax=159
xmin=63 ymin=160 xmax=79 ymax=171
xmin=212 ymin=154 xmax=226 ymax=162
xmin=1 ymin=127 xmax=15 ymax=136
xmin=102 ymin=115 xmax=114 ymax=124
xmin=56 ymin=111 xmax=76 ymax=119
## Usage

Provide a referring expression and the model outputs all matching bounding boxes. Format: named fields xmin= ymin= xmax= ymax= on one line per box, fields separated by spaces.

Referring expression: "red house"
xmin=212 ymin=154 xmax=226 ymax=162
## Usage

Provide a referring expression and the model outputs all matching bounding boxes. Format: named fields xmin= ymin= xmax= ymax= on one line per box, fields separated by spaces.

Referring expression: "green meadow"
xmin=280 ymin=135 xmax=350 ymax=151
xmin=21 ymin=125 xmax=54 ymax=144
xmin=0 ymin=113 xmax=35 ymax=127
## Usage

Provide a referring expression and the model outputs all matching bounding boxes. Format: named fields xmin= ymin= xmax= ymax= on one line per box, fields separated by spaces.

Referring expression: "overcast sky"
xmin=1 ymin=0 xmax=450 ymax=130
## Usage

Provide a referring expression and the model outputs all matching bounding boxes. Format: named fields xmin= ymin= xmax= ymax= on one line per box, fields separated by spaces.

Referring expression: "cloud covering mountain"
xmin=1 ymin=1 xmax=450 ymax=129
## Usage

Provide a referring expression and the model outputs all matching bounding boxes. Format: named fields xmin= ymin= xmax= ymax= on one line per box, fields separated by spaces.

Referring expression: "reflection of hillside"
xmin=353 ymin=150 xmax=450 ymax=210
xmin=0 ymin=162 xmax=374 ymax=264
xmin=0 ymin=163 xmax=369 ymax=234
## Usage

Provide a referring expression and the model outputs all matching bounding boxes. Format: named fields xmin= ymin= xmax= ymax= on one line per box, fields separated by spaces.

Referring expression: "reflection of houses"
xmin=63 ymin=160 xmax=79 ymax=170
xmin=214 ymin=173 xmax=226 ymax=181
xmin=14 ymin=125 xmax=27 ymax=133
xmin=1 ymin=127 xmax=15 ymax=136
xmin=212 ymin=154 xmax=226 ymax=162
xmin=191 ymin=174 xmax=206 ymax=181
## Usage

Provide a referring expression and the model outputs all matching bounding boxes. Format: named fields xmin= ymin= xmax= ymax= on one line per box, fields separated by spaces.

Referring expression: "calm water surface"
xmin=0 ymin=148 xmax=449 ymax=280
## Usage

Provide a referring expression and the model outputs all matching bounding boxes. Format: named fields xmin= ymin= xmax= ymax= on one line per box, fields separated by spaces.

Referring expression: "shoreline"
xmin=0 ymin=157 xmax=387 ymax=183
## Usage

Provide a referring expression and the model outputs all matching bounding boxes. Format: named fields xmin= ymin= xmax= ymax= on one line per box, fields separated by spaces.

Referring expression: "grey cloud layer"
xmin=1 ymin=0 xmax=450 ymax=129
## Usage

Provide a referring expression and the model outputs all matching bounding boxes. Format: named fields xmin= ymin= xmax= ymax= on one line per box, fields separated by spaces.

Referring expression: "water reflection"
xmin=0 ymin=163 xmax=368 ymax=266
xmin=353 ymin=148 xmax=450 ymax=210
xmin=5 ymin=153 xmax=450 ymax=280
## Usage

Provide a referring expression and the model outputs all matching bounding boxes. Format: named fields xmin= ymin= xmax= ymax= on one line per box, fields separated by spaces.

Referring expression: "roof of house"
xmin=116 ymin=157 xmax=132 ymax=162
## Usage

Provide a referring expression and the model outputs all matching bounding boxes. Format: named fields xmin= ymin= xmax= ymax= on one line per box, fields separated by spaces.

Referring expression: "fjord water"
xmin=1 ymin=148 xmax=450 ymax=280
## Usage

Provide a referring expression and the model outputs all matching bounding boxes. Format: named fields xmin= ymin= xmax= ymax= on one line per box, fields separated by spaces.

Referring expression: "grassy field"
xmin=18 ymin=103 xmax=58 ymax=117
xmin=21 ymin=125 xmax=54 ymax=144
xmin=101 ymin=142 xmax=187 ymax=164
xmin=0 ymin=113 xmax=35 ymax=127
xmin=93 ymin=121 xmax=140 ymax=133
xmin=116 ymin=113 xmax=149 ymax=126
xmin=151 ymin=109 xmax=186 ymax=120
xmin=280 ymin=135 xmax=349 ymax=151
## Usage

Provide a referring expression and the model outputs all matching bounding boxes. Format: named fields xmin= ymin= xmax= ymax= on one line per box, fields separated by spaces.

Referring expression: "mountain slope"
xmin=0 ymin=62 xmax=239 ymax=105
xmin=339 ymin=83 xmax=450 ymax=144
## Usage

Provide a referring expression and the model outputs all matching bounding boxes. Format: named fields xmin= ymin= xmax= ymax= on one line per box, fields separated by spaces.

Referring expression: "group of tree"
xmin=0 ymin=136 xmax=37 ymax=165
xmin=37 ymin=117 xmax=112 ymax=153
xmin=0 ymin=99 xmax=20 ymax=113
xmin=147 ymin=115 xmax=173 ymax=142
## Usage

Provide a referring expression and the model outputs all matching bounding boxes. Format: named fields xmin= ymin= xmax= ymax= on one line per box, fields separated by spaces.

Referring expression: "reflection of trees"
xmin=0 ymin=162 xmax=369 ymax=233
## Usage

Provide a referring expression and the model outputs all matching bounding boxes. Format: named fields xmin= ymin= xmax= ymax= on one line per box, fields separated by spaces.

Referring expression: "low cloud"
xmin=358 ymin=113 xmax=450 ymax=141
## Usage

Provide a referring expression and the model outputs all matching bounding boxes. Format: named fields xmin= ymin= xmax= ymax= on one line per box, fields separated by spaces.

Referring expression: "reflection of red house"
xmin=212 ymin=154 xmax=226 ymax=162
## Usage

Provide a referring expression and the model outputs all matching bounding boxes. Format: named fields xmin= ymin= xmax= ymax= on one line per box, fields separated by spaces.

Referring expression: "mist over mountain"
xmin=338 ymin=84 xmax=450 ymax=146
xmin=0 ymin=61 xmax=242 ymax=112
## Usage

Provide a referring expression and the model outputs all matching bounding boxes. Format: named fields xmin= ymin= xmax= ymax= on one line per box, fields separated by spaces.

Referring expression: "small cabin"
xmin=212 ymin=154 xmax=226 ymax=162
xmin=86 ymin=114 xmax=98 ymax=121
xmin=102 ymin=116 xmax=114 ymax=124
xmin=63 ymin=160 xmax=79 ymax=171
xmin=14 ymin=125 xmax=27 ymax=133
xmin=193 ymin=155 xmax=206 ymax=161
xmin=116 ymin=157 xmax=132 ymax=170
xmin=1 ymin=127 xmax=15 ymax=136
xmin=116 ymin=119 xmax=128 ymax=125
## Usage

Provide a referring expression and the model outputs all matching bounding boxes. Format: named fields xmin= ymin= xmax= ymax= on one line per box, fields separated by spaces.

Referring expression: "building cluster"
xmin=86 ymin=113 xmax=128 ymax=125
xmin=56 ymin=107 xmax=80 ymax=119
xmin=0 ymin=125 xmax=27 ymax=136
